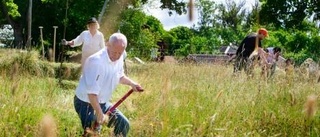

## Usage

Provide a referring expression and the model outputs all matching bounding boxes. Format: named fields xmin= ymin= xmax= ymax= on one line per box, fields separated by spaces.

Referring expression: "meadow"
xmin=0 ymin=49 xmax=319 ymax=137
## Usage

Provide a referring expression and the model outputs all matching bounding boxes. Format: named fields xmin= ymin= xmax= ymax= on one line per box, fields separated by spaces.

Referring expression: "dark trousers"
xmin=74 ymin=96 xmax=130 ymax=136
xmin=233 ymin=56 xmax=254 ymax=74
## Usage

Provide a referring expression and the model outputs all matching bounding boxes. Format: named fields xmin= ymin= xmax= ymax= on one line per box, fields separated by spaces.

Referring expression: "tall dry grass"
xmin=0 ymin=52 xmax=319 ymax=136
xmin=126 ymin=63 xmax=320 ymax=137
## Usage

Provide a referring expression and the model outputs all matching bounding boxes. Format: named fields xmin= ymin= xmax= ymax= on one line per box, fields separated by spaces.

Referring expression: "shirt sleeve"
xmin=71 ymin=31 xmax=85 ymax=47
xmin=117 ymin=58 xmax=125 ymax=80
xmin=83 ymin=57 xmax=101 ymax=95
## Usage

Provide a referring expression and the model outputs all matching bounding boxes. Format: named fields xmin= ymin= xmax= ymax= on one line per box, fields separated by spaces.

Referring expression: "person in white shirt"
xmin=73 ymin=33 xmax=143 ymax=136
xmin=63 ymin=17 xmax=105 ymax=66
xmin=260 ymin=47 xmax=282 ymax=78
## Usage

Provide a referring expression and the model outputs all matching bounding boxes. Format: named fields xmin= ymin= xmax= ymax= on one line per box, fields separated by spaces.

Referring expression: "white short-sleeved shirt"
xmin=75 ymin=48 xmax=124 ymax=103
xmin=266 ymin=47 xmax=275 ymax=63
xmin=71 ymin=30 xmax=105 ymax=65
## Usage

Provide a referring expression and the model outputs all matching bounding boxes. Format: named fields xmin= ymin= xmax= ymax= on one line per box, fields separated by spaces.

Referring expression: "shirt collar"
xmin=106 ymin=48 xmax=113 ymax=64
xmin=106 ymin=47 xmax=121 ymax=64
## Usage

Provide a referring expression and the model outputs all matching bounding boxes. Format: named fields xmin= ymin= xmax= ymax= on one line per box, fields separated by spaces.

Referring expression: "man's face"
xmin=286 ymin=60 xmax=292 ymax=66
xmin=88 ymin=23 xmax=98 ymax=31
xmin=259 ymin=34 xmax=267 ymax=40
xmin=274 ymin=51 xmax=281 ymax=61
xmin=108 ymin=43 xmax=125 ymax=62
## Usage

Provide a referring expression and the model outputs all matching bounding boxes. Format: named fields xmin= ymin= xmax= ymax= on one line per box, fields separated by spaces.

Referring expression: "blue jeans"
xmin=74 ymin=96 xmax=130 ymax=136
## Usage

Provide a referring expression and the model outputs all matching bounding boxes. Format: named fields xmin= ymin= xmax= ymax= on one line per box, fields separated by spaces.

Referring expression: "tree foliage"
xmin=119 ymin=8 xmax=164 ymax=59
xmin=216 ymin=0 xmax=247 ymax=31
xmin=0 ymin=0 xmax=319 ymax=62
xmin=196 ymin=0 xmax=217 ymax=29
xmin=263 ymin=27 xmax=320 ymax=64
xmin=167 ymin=26 xmax=194 ymax=56
xmin=4 ymin=0 xmax=20 ymax=18
xmin=260 ymin=0 xmax=320 ymax=29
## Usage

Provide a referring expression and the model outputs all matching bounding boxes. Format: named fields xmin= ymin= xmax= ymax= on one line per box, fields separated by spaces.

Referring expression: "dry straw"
xmin=303 ymin=95 xmax=317 ymax=118
xmin=38 ymin=114 xmax=57 ymax=137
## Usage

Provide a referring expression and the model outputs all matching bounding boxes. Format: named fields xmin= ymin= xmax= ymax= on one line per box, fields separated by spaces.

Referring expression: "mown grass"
xmin=0 ymin=49 xmax=319 ymax=137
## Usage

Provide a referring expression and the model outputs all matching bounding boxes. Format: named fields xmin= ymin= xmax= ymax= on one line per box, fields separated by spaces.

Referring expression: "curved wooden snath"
xmin=92 ymin=87 xmax=144 ymax=130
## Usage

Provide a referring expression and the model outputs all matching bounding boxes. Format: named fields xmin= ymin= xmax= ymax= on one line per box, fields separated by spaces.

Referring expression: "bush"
xmin=0 ymin=49 xmax=81 ymax=81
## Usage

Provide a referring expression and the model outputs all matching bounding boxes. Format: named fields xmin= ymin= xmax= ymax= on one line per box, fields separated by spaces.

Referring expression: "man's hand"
xmin=130 ymin=83 xmax=143 ymax=92
xmin=61 ymin=39 xmax=68 ymax=45
xmin=61 ymin=39 xmax=74 ymax=46
xmin=97 ymin=112 xmax=106 ymax=124
xmin=266 ymin=62 xmax=273 ymax=69
xmin=88 ymin=94 xmax=105 ymax=125
xmin=119 ymin=76 xmax=144 ymax=92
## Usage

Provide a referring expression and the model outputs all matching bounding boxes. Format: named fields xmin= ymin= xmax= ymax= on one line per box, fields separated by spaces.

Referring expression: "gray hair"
xmin=108 ymin=33 xmax=127 ymax=48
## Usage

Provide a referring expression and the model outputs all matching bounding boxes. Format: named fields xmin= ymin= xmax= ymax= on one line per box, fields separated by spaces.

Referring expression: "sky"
xmin=143 ymin=0 xmax=257 ymax=30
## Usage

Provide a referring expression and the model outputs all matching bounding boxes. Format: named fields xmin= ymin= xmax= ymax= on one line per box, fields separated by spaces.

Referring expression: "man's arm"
xmin=236 ymin=38 xmax=246 ymax=55
xmin=67 ymin=31 xmax=85 ymax=47
xmin=88 ymin=94 xmax=105 ymax=123
xmin=119 ymin=76 xmax=141 ymax=91
xmin=258 ymin=48 xmax=271 ymax=66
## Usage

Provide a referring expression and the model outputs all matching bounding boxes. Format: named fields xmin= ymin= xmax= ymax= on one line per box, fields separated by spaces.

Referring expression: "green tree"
xmin=260 ymin=0 xmax=320 ymax=29
xmin=245 ymin=1 xmax=260 ymax=28
xmin=195 ymin=0 xmax=251 ymax=50
xmin=215 ymin=0 xmax=247 ymax=31
xmin=0 ymin=0 xmax=189 ymax=49
xmin=0 ymin=0 xmax=105 ymax=49
xmin=143 ymin=0 xmax=187 ymax=15
xmin=119 ymin=8 xmax=164 ymax=59
xmin=0 ymin=0 xmax=25 ymax=48
xmin=167 ymin=26 xmax=196 ymax=56
xmin=190 ymin=36 xmax=208 ymax=54
xmin=264 ymin=28 xmax=320 ymax=64
xmin=196 ymin=0 xmax=217 ymax=30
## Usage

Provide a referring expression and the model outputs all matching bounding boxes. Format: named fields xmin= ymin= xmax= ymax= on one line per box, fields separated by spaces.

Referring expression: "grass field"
xmin=0 ymin=50 xmax=319 ymax=137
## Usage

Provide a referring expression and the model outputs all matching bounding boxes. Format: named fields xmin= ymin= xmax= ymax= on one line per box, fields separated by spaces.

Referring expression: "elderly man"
xmin=73 ymin=33 xmax=143 ymax=136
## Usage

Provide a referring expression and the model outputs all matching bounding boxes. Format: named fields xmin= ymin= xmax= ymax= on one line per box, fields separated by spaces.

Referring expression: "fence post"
xmin=53 ymin=26 xmax=58 ymax=62
xmin=39 ymin=26 xmax=45 ymax=59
